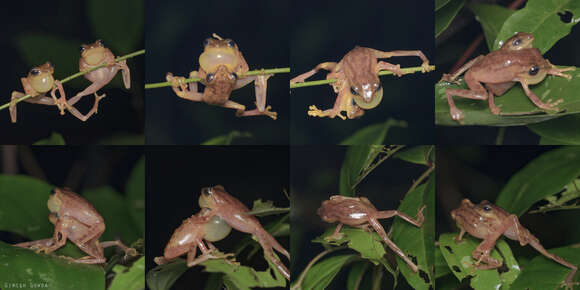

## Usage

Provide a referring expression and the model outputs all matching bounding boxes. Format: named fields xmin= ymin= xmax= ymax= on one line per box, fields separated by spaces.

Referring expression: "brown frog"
xmin=166 ymin=34 xmax=277 ymax=119
xmin=451 ymin=199 xmax=577 ymax=288
xmin=14 ymin=188 xmax=136 ymax=264
xmin=317 ymin=195 xmax=425 ymax=272
xmin=154 ymin=208 xmax=234 ymax=267
xmin=198 ymin=185 xmax=290 ymax=280
xmin=291 ymin=46 xmax=431 ymax=119
xmin=441 ymin=33 xmax=574 ymax=123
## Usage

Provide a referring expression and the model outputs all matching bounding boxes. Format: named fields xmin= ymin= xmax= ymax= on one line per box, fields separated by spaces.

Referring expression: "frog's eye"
xmin=50 ymin=188 xmax=56 ymax=195
xmin=350 ymin=87 xmax=359 ymax=96
xmin=201 ymin=187 xmax=213 ymax=196
xmin=46 ymin=62 xmax=53 ymax=69
xmin=529 ymin=65 xmax=539 ymax=76
xmin=30 ymin=68 xmax=41 ymax=76
xmin=230 ymin=72 xmax=238 ymax=80
xmin=225 ymin=39 xmax=236 ymax=48
xmin=80 ymin=46 xmax=86 ymax=53
xmin=202 ymin=38 xmax=211 ymax=47
xmin=482 ymin=205 xmax=492 ymax=211
xmin=512 ymin=38 xmax=521 ymax=47
xmin=206 ymin=73 xmax=215 ymax=83
xmin=96 ymin=39 xmax=104 ymax=46
xmin=375 ymin=83 xmax=382 ymax=92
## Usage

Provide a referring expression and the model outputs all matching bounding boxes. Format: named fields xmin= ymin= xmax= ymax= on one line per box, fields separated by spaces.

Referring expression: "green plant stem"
xmin=0 ymin=49 xmax=145 ymax=112
xmin=351 ymin=145 xmax=406 ymax=190
xmin=371 ymin=265 xmax=384 ymax=290
xmin=290 ymin=246 xmax=347 ymax=290
xmin=144 ymin=67 xmax=290 ymax=89
xmin=290 ymin=65 xmax=435 ymax=89
xmin=405 ymin=164 xmax=435 ymax=197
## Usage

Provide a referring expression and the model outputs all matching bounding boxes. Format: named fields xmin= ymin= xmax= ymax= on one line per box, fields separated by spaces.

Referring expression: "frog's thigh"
xmin=234 ymin=76 xmax=255 ymax=90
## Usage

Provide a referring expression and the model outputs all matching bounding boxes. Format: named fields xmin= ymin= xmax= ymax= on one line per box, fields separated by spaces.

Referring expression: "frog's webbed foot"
xmin=100 ymin=240 xmax=137 ymax=260
xmin=308 ymin=105 xmax=347 ymax=120
xmin=61 ymin=255 xmax=106 ymax=264
xmin=546 ymin=61 xmax=575 ymax=80
xmin=14 ymin=238 xmax=56 ymax=252
xmin=472 ymin=249 xmax=501 ymax=270
xmin=421 ymin=61 xmax=432 ymax=73
xmin=236 ymin=105 xmax=278 ymax=120
xmin=377 ymin=61 xmax=403 ymax=77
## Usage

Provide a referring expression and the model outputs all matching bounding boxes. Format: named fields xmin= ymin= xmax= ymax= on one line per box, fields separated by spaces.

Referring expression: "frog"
xmin=317 ymin=195 xmax=425 ymax=272
xmin=9 ymin=62 xmax=67 ymax=123
xmin=198 ymin=185 xmax=290 ymax=280
xmin=154 ymin=208 xmax=235 ymax=267
xmin=166 ymin=33 xmax=277 ymax=119
xmin=14 ymin=188 xmax=136 ymax=264
xmin=451 ymin=199 xmax=577 ymax=288
xmin=290 ymin=46 xmax=431 ymax=120
xmin=64 ymin=39 xmax=131 ymax=120
xmin=440 ymin=32 xmax=574 ymax=123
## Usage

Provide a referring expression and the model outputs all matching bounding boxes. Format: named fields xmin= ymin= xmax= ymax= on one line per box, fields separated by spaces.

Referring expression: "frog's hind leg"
xmin=376 ymin=205 xmax=425 ymax=227
xmin=520 ymin=80 xmax=562 ymax=111
xmin=100 ymin=240 xmax=138 ymax=258
xmin=368 ymin=218 xmax=419 ymax=272
xmin=440 ymin=55 xmax=485 ymax=84
xmin=256 ymin=231 xmax=290 ymax=280
xmin=290 ymin=62 xmax=338 ymax=84
xmin=445 ymin=74 xmax=488 ymax=123
xmin=116 ymin=59 xmax=131 ymax=89
xmin=9 ymin=92 xmax=57 ymax=123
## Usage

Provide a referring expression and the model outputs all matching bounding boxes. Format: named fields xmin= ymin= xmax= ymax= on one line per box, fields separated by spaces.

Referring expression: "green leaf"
xmin=494 ymin=0 xmax=580 ymax=53
xmin=468 ymin=3 xmax=515 ymax=51
xmin=539 ymin=136 xmax=579 ymax=145
xmin=313 ymin=227 xmax=386 ymax=266
xmin=339 ymin=119 xmax=407 ymax=145
xmin=439 ymin=233 xmax=520 ymax=289
xmin=338 ymin=145 xmax=384 ymax=196
xmin=511 ymin=246 xmax=580 ymax=289
xmin=146 ymin=259 xmax=189 ymax=290
xmin=346 ymin=262 xmax=369 ymax=290
xmin=436 ymin=0 xmax=452 ymax=11
xmin=528 ymin=114 xmax=580 ymax=144
xmin=109 ymin=256 xmax=145 ymax=290
xmin=201 ymin=131 xmax=252 ymax=145
xmin=435 ymin=0 xmax=466 ymax=37
xmin=301 ymin=254 xmax=357 ymax=290
xmin=126 ymin=157 xmax=145 ymax=236
xmin=434 ymin=248 xmax=451 ymax=279
xmin=83 ymin=187 xmax=141 ymax=245
xmin=495 ymin=146 xmax=580 ymax=216
xmin=34 ymin=132 xmax=66 ymax=145
xmin=245 ymin=199 xmax=289 ymax=217
xmin=394 ymin=146 xmax=433 ymax=166
xmin=435 ymin=68 xmax=580 ymax=126
xmin=0 ymin=241 xmax=105 ymax=290
xmin=0 ymin=175 xmax=53 ymax=239
xmin=392 ymin=175 xmax=436 ymax=290
xmin=201 ymin=254 xmax=286 ymax=288
xmin=87 ymin=0 xmax=143 ymax=54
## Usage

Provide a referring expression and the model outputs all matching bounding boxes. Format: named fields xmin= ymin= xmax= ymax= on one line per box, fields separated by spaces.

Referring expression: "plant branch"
xmin=290 ymin=246 xmax=347 ymax=290
xmin=290 ymin=65 xmax=435 ymax=89
xmin=404 ymin=164 xmax=435 ymax=197
xmin=351 ymin=145 xmax=406 ymax=190
xmin=144 ymin=67 xmax=290 ymax=89
xmin=0 ymin=49 xmax=145 ymax=112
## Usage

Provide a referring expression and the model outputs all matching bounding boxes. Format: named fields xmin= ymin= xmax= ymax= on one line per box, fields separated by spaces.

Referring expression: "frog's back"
xmin=469 ymin=48 xmax=544 ymax=83
xmin=342 ymin=46 xmax=375 ymax=80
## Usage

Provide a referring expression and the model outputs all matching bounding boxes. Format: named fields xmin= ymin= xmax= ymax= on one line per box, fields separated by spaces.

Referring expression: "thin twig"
xmin=351 ymin=145 xmax=406 ymax=190
xmin=291 ymin=65 xmax=435 ymax=89
xmin=0 ymin=49 xmax=145 ymax=111
xmin=404 ymin=165 xmax=435 ymax=197
xmin=495 ymin=127 xmax=507 ymax=145
xmin=144 ymin=67 xmax=290 ymax=89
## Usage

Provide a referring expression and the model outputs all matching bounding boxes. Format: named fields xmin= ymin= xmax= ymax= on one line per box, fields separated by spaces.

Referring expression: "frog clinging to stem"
xmin=317 ymin=195 xmax=425 ymax=272
xmin=291 ymin=46 xmax=431 ymax=119
xmin=14 ymin=188 xmax=137 ymax=264
xmin=451 ymin=199 xmax=577 ymax=288
xmin=166 ymin=33 xmax=277 ymax=119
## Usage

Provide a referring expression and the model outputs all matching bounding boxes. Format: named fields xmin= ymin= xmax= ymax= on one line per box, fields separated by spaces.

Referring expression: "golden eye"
xmin=350 ymin=87 xmax=359 ymax=95
xmin=225 ymin=39 xmax=236 ymax=48
xmin=206 ymin=73 xmax=215 ymax=83
xmin=529 ymin=65 xmax=539 ymax=75
xmin=202 ymin=38 xmax=211 ymax=47
xmin=96 ymin=39 xmax=104 ymax=46
xmin=30 ymin=68 xmax=40 ymax=76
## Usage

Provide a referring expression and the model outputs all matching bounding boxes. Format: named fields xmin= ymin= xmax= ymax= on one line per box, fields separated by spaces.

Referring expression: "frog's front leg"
xmin=9 ymin=92 xmax=60 ymax=123
xmin=368 ymin=218 xmax=419 ymax=272
xmin=377 ymin=61 xmax=404 ymax=77
xmin=519 ymin=80 xmax=562 ymax=111
xmin=166 ymin=72 xmax=203 ymax=102
xmin=372 ymin=49 xmax=432 ymax=73
xmin=445 ymin=72 xmax=489 ymax=123
xmin=290 ymin=62 xmax=339 ymax=84
xmin=454 ymin=228 xmax=466 ymax=243
xmin=376 ymin=205 xmax=425 ymax=227
xmin=546 ymin=60 xmax=574 ymax=80
xmin=116 ymin=59 xmax=131 ymax=89
xmin=14 ymin=238 xmax=56 ymax=251
xmin=308 ymin=79 xmax=350 ymax=120
xmin=325 ymin=223 xmax=345 ymax=240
